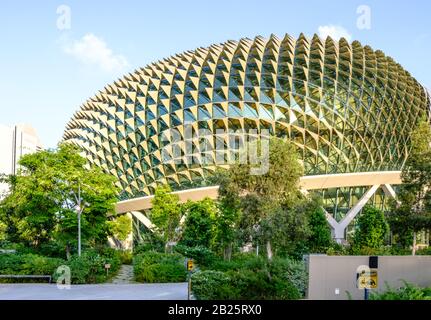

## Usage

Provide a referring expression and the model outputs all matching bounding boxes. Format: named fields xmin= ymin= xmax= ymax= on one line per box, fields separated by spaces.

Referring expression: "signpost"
xmin=356 ymin=257 xmax=379 ymax=300
xmin=104 ymin=263 xmax=111 ymax=277
xmin=186 ymin=259 xmax=194 ymax=300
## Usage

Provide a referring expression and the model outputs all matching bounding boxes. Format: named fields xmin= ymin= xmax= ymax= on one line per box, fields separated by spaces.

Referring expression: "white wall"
xmin=307 ymin=255 xmax=431 ymax=300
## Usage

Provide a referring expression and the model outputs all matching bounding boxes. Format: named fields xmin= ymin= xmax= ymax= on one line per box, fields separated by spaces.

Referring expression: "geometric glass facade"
xmin=63 ymin=34 xmax=431 ymax=202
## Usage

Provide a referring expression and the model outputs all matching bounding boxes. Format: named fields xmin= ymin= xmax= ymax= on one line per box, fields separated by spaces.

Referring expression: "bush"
xmin=191 ymin=254 xmax=306 ymax=300
xmin=134 ymin=252 xmax=186 ymax=283
xmin=0 ymin=253 xmax=64 ymax=282
xmin=371 ymin=282 xmax=431 ymax=300
xmin=134 ymin=242 xmax=165 ymax=255
xmin=174 ymin=245 xmax=218 ymax=268
xmin=59 ymin=249 xmax=121 ymax=284
xmin=352 ymin=205 xmax=389 ymax=250
xmin=66 ymin=251 xmax=107 ymax=284
xmin=269 ymin=257 xmax=308 ymax=297
xmin=119 ymin=250 xmax=133 ymax=264
xmin=191 ymin=271 xmax=236 ymax=300
xmin=416 ymin=247 xmax=431 ymax=255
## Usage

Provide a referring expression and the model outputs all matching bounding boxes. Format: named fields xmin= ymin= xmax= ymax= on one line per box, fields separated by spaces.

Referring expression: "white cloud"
xmin=63 ymin=33 xmax=129 ymax=73
xmin=318 ymin=25 xmax=352 ymax=42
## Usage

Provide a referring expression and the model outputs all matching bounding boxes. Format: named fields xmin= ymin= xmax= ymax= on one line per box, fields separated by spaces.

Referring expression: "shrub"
xmin=119 ymin=250 xmax=133 ymax=264
xmin=191 ymin=271 xmax=236 ymax=300
xmin=416 ymin=247 xmax=431 ymax=255
xmin=269 ymin=257 xmax=308 ymax=297
xmin=371 ymin=282 xmax=431 ymax=300
xmin=0 ymin=253 xmax=64 ymax=283
xmin=66 ymin=251 xmax=107 ymax=284
xmin=134 ymin=241 xmax=165 ymax=255
xmin=353 ymin=205 xmax=389 ymax=250
xmin=58 ymin=249 xmax=121 ymax=284
xmin=307 ymin=204 xmax=333 ymax=253
xmin=134 ymin=252 xmax=186 ymax=283
xmin=174 ymin=245 xmax=218 ymax=268
xmin=190 ymin=254 xmax=306 ymax=300
xmin=180 ymin=198 xmax=217 ymax=248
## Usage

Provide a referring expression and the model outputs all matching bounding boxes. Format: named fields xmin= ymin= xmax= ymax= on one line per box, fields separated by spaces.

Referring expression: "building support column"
xmin=324 ymin=184 xmax=398 ymax=243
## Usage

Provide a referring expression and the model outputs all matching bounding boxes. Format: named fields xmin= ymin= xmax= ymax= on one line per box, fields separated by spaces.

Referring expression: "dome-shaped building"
xmin=63 ymin=33 xmax=430 ymax=241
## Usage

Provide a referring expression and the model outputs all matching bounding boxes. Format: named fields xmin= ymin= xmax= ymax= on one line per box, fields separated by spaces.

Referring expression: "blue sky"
xmin=1 ymin=0 xmax=430 ymax=148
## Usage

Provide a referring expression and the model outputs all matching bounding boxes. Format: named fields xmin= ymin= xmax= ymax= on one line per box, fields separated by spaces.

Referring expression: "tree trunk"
xmin=66 ymin=244 xmax=71 ymax=261
xmin=266 ymin=240 xmax=273 ymax=261
xmin=412 ymin=232 xmax=417 ymax=256
xmin=224 ymin=243 xmax=232 ymax=261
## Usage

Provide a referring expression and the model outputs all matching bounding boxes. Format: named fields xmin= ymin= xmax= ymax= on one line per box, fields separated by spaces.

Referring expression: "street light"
xmin=75 ymin=182 xmax=90 ymax=257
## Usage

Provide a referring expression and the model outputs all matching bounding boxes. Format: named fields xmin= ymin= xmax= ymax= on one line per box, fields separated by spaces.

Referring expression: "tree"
xmin=216 ymin=137 xmax=304 ymax=260
xmin=150 ymin=185 xmax=181 ymax=252
xmin=0 ymin=143 xmax=118 ymax=255
xmin=306 ymin=197 xmax=333 ymax=253
xmin=388 ymin=117 xmax=431 ymax=254
xmin=0 ymin=221 xmax=6 ymax=242
xmin=108 ymin=215 xmax=132 ymax=241
xmin=180 ymin=198 xmax=217 ymax=248
xmin=353 ymin=205 xmax=389 ymax=250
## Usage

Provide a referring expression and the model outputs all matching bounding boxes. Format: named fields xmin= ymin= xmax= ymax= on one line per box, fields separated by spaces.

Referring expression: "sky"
xmin=1 ymin=0 xmax=430 ymax=148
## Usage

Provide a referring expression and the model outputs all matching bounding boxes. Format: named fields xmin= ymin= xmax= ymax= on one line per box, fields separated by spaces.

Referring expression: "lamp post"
xmin=76 ymin=183 xmax=83 ymax=257
xmin=75 ymin=182 xmax=89 ymax=257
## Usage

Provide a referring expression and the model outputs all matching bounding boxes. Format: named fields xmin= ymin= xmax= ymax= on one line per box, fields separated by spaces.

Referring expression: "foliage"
xmin=0 ymin=221 xmax=6 ymax=241
xmin=215 ymin=137 xmax=305 ymax=259
xmin=118 ymin=250 xmax=133 ymax=264
xmin=211 ymin=169 xmax=241 ymax=260
xmin=150 ymin=185 xmax=181 ymax=249
xmin=191 ymin=271 xmax=235 ymax=300
xmin=370 ymin=281 xmax=431 ymax=300
xmin=180 ymin=198 xmax=217 ymax=248
xmin=133 ymin=251 xmax=186 ymax=283
xmin=191 ymin=253 xmax=306 ymax=300
xmin=0 ymin=253 xmax=64 ymax=282
xmin=416 ymin=247 xmax=431 ymax=255
xmin=352 ymin=206 xmax=389 ymax=250
xmin=306 ymin=197 xmax=333 ymax=253
xmin=63 ymin=249 xmax=121 ymax=284
xmin=0 ymin=144 xmax=118 ymax=253
xmin=108 ymin=215 xmax=132 ymax=241
xmin=134 ymin=227 xmax=166 ymax=254
xmin=387 ymin=117 xmax=431 ymax=250
xmin=174 ymin=245 xmax=218 ymax=268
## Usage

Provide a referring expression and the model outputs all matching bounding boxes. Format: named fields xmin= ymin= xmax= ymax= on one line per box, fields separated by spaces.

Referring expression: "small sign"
xmin=104 ymin=264 xmax=111 ymax=269
xmin=357 ymin=269 xmax=378 ymax=289
xmin=187 ymin=259 xmax=194 ymax=271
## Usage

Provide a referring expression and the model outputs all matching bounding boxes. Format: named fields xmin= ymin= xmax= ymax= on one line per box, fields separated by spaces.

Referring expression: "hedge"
xmin=133 ymin=252 xmax=187 ymax=283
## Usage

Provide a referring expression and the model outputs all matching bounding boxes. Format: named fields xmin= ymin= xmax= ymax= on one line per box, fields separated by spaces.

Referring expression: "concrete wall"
xmin=307 ymin=255 xmax=431 ymax=300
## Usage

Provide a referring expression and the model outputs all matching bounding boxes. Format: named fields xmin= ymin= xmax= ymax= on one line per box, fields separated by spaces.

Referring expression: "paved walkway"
xmin=110 ymin=265 xmax=135 ymax=284
xmin=0 ymin=283 xmax=188 ymax=300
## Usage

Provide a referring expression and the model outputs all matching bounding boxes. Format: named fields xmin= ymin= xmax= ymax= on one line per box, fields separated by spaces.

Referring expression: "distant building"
xmin=0 ymin=124 xmax=43 ymax=196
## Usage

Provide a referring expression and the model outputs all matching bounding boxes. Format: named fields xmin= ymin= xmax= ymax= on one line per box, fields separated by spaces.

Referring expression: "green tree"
xmin=212 ymin=168 xmax=241 ymax=260
xmin=180 ymin=198 xmax=217 ymax=248
xmin=388 ymin=117 xmax=431 ymax=254
xmin=150 ymin=185 xmax=181 ymax=252
xmin=108 ymin=215 xmax=132 ymax=241
xmin=305 ymin=198 xmax=333 ymax=253
xmin=216 ymin=137 xmax=304 ymax=260
xmin=0 ymin=221 xmax=6 ymax=242
xmin=353 ymin=205 xmax=389 ymax=250
xmin=0 ymin=143 xmax=118 ymax=254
